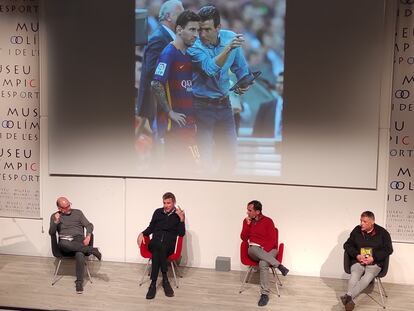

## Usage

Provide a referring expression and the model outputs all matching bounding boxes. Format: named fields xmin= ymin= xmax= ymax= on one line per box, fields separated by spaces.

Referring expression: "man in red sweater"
xmin=240 ymin=200 xmax=289 ymax=307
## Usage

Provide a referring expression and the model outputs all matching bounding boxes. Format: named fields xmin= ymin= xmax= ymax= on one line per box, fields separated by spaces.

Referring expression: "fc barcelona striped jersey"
xmin=153 ymin=43 xmax=195 ymax=134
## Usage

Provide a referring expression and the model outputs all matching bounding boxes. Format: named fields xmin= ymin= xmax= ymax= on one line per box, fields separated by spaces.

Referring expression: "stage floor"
xmin=0 ymin=254 xmax=413 ymax=311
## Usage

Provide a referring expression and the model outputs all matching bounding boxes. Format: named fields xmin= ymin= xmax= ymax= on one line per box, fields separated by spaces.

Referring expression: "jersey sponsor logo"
xmin=155 ymin=62 xmax=167 ymax=76
xmin=181 ymin=80 xmax=192 ymax=89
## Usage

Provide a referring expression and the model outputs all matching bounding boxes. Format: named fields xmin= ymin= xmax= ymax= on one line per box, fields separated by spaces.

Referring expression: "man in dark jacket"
xmin=341 ymin=211 xmax=393 ymax=311
xmin=137 ymin=192 xmax=185 ymax=299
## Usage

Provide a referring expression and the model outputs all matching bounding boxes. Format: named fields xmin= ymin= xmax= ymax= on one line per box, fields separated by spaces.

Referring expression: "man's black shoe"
xmin=345 ymin=298 xmax=355 ymax=311
xmin=278 ymin=264 xmax=289 ymax=276
xmin=258 ymin=294 xmax=269 ymax=307
xmin=146 ymin=282 xmax=156 ymax=299
xmin=75 ymin=281 xmax=83 ymax=294
xmin=340 ymin=294 xmax=351 ymax=306
xmin=91 ymin=248 xmax=102 ymax=261
xmin=162 ymin=279 xmax=174 ymax=297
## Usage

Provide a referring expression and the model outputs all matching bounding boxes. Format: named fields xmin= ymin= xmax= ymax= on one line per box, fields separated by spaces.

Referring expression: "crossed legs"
xmin=347 ymin=263 xmax=381 ymax=299
xmin=247 ymin=246 xmax=279 ymax=295
xmin=58 ymin=236 xmax=92 ymax=284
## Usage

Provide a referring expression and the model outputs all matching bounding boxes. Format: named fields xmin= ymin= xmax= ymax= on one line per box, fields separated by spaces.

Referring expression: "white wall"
xmin=3 ymin=126 xmax=413 ymax=284
xmin=3 ymin=131 xmax=413 ymax=284
xmin=1 ymin=0 xmax=413 ymax=286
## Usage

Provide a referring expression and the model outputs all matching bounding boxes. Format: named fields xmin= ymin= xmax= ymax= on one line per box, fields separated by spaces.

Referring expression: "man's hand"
xmin=356 ymin=254 xmax=365 ymax=264
xmin=53 ymin=212 xmax=61 ymax=223
xmin=357 ymin=254 xmax=374 ymax=265
xmin=215 ymin=34 xmax=245 ymax=68
xmin=176 ymin=206 xmax=185 ymax=222
xmin=227 ymin=34 xmax=245 ymax=51
xmin=245 ymin=216 xmax=252 ymax=225
xmin=137 ymin=233 xmax=145 ymax=246
xmin=362 ymin=255 xmax=374 ymax=265
xmin=83 ymin=235 xmax=91 ymax=246
xmin=168 ymin=110 xmax=187 ymax=127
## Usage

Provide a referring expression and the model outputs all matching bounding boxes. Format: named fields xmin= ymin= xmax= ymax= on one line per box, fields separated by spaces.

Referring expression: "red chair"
xmin=239 ymin=227 xmax=285 ymax=296
xmin=138 ymin=235 xmax=184 ymax=288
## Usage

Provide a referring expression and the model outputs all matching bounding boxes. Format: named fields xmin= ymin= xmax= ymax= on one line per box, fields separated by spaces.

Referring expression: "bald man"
xmin=49 ymin=196 xmax=102 ymax=294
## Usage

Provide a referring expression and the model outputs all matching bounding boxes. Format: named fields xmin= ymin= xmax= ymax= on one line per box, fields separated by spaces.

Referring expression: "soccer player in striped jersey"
xmin=151 ymin=10 xmax=201 ymax=169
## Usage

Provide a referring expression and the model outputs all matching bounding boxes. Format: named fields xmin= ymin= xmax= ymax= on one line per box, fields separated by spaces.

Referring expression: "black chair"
xmin=50 ymin=232 xmax=94 ymax=285
xmin=344 ymin=251 xmax=389 ymax=309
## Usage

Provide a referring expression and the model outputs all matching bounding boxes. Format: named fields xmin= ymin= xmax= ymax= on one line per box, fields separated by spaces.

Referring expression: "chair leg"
xmin=51 ymin=259 xmax=62 ymax=285
xmin=377 ymin=277 xmax=388 ymax=298
xmin=275 ymin=270 xmax=283 ymax=287
xmin=239 ymin=266 xmax=253 ymax=294
xmin=139 ymin=259 xmax=151 ymax=286
xmin=172 ymin=261 xmax=183 ymax=278
xmin=271 ymin=267 xmax=281 ymax=297
xmin=376 ymin=277 xmax=386 ymax=309
xmin=86 ymin=261 xmax=93 ymax=284
xmin=170 ymin=261 xmax=179 ymax=288
xmin=247 ymin=267 xmax=256 ymax=284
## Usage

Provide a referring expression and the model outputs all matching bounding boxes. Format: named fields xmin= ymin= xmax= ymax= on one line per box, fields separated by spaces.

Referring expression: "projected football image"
xmin=134 ymin=0 xmax=286 ymax=178
xmin=47 ymin=0 xmax=383 ymax=188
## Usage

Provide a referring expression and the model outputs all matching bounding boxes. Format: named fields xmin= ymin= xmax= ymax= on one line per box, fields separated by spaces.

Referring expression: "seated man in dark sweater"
xmin=137 ymin=192 xmax=185 ymax=299
xmin=49 ymin=196 xmax=102 ymax=294
xmin=341 ymin=211 xmax=393 ymax=311
xmin=240 ymin=200 xmax=289 ymax=307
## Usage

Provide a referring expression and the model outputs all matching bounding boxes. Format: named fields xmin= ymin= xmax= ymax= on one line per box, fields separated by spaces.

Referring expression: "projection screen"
xmin=46 ymin=0 xmax=389 ymax=188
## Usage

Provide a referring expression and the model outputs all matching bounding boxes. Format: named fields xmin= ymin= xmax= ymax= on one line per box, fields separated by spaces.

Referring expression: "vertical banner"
xmin=0 ymin=0 xmax=40 ymax=218
xmin=387 ymin=1 xmax=414 ymax=242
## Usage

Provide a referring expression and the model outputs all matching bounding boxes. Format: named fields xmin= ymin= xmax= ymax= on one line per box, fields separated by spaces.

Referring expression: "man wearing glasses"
xmin=49 ymin=196 xmax=102 ymax=293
